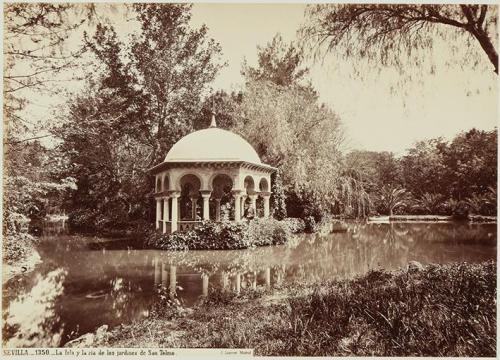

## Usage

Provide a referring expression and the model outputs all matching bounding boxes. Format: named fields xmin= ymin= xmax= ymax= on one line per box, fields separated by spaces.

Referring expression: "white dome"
xmin=164 ymin=128 xmax=261 ymax=164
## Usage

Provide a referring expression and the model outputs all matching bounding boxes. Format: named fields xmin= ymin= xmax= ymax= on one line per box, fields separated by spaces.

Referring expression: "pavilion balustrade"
xmin=156 ymin=190 xmax=271 ymax=234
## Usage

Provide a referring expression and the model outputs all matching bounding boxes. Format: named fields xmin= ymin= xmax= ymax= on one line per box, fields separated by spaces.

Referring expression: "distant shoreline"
xmin=367 ymin=214 xmax=497 ymax=223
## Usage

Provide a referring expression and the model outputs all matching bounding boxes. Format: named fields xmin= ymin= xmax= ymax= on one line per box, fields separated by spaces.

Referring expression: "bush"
xmin=411 ymin=193 xmax=445 ymax=215
xmin=145 ymin=219 xmax=293 ymax=250
xmin=244 ymin=218 xmax=292 ymax=246
xmin=287 ymin=261 xmax=496 ymax=356
xmin=69 ymin=211 xmax=150 ymax=238
xmin=145 ymin=221 xmax=248 ymax=250
xmin=283 ymin=217 xmax=306 ymax=233
xmin=271 ymin=168 xmax=287 ymax=220
xmin=2 ymin=232 xmax=39 ymax=265
xmin=68 ymin=210 xmax=98 ymax=233
xmin=441 ymin=199 xmax=470 ymax=219
xmin=465 ymin=192 xmax=497 ymax=216
xmin=303 ymin=216 xmax=316 ymax=233
xmin=3 ymin=208 xmax=39 ymax=265
xmin=285 ymin=186 xmax=325 ymax=223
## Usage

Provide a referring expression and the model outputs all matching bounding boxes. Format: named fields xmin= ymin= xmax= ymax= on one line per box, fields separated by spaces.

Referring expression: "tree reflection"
xmin=3 ymin=269 xmax=66 ymax=347
xmin=8 ymin=222 xmax=493 ymax=347
xmin=110 ymin=277 xmax=130 ymax=319
xmin=144 ymin=223 xmax=495 ymax=306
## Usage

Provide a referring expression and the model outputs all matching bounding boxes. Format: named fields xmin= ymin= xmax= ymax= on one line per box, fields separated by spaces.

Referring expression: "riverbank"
xmin=87 ymin=261 xmax=496 ymax=356
xmin=368 ymin=214 xmax=497 ymax=223
xmin=2 ymin=250 xmax=41 ymax=285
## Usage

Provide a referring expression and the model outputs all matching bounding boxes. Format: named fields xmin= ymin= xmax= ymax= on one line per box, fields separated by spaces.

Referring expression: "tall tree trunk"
xmin=461 ymin=5 xmax=498 ymax=74
xmin=470 ymin=27 xmax=498 ymax=74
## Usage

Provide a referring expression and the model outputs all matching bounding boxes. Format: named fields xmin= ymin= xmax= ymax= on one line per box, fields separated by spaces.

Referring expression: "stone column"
xmin=241 ymin=195 xmax=247 ymax=218
xmin=215 ymin=199 xmax=221 ymax=222
xmin=249 ymin=194 xmax=258 ymax=217
xmin=170 ymin=192 xmax=180 ymax=233
xmin=261 ymin=191 xmax=271 ymax=218
xmin=155 ymin=198 xmax=162 ymax=229
xmin=162 ymin=196 xmax=169 ymax=234
xmin=200 ymin=191 xmax=211 ymax=221
xmin=232 ymin=190 xmax=242 ymax=222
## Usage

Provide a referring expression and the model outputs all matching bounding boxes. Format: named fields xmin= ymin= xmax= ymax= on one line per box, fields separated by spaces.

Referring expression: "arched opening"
xmin=156 ymin=178 xmax=162 ymax=192
xmin=162 ymin=175 xmax=169 ymax=192
xmin=244 ymin=175 xmax=256 ymax=195
xmin=179 ymin=174 xmax=202 ymax=221
xmin=259 ymin=178 xmax=269 ymax=192
xmin=243 ymin=176 xmax=258 ymax=219
xmin=212 ymin=174 xmax=233 ymax=221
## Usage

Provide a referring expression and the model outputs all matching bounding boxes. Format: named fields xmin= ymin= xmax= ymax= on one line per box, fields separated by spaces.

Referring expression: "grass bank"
xmin=89 ymin=261 xmax=496 ymax=356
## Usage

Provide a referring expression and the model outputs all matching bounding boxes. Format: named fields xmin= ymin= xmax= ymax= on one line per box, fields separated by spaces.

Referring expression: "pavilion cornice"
xmin=149 ymin=160 xmax=277 ymax=175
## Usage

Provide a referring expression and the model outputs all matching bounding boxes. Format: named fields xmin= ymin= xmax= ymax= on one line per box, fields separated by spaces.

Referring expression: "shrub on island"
xmin=303 ymin=216 xmax=317 ymax=233
xmin=282 ymin=217 xmax=306 ymax=233
xmin=245 ymin=217 xmax=292 ymax=246
xmin=145 ymin=218 xmax=293 ymax=250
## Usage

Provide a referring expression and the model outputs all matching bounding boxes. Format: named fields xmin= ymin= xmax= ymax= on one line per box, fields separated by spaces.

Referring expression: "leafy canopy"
xmin=53 ymin=4 xmax=223 ymax=231
xmin=242 ymin=33 xmax=309 ymax=87
xmin=301 ymin=4 xmax=498 ymax=74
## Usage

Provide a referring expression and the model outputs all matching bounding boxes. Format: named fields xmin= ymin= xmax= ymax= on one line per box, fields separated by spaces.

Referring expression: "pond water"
xmin=2 ymin=222 xmax=497 ymax=347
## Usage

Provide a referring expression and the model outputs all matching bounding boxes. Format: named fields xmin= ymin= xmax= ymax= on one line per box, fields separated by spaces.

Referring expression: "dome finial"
xmin=210 ymin=98 xmax=217 ymax=128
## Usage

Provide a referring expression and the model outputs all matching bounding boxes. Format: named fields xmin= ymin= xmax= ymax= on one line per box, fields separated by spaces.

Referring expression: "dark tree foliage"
xmin=242 ymin=33 xmax=309 ymax=86
xmin=345 ymin=128 xmax=497 ymax=216
xmin=53 ymin=23 xmax=150 ymax=231
xmin=270 ymin=168 xmax=287 ymax=220
xmin=3 ymin=3 xmax=101 ymax=142
xmin=400 ymin=129 xmax=497 ymax=200
xmin=399 ymin=138 xmax=448 ymax=197
xmin=302 ymin=4 xmax=498 ymax=74
xmin=344 ymin=151 xmax=402 ymax=192
xmin=3 ymin=3 xmax=89 ymax=95
xmin=54 ymin=4 xmax=223 ymax=232
xmin=285 ymin=186 xmax=324 ymax=223
xmin=235 ymin=34 xmax=344 ymax=220
xmin=440 ymin=128 xmax=497 ymax=199
xmin=3 ymin=3 xmax=99 ymax=262
xmin=193 ymin=90 xmax=242 ymax=130
xmin=131 ymin=3 xmax=223 ymax=165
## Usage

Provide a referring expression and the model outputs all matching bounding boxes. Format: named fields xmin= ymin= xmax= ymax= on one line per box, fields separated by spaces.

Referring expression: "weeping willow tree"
xmin=231 ymin=79 xmax=349 ymax=220
xmin=335 ymin=171 xmax=372 ymax=218
xmin=300 ymin=4 xmax=498 ymax=76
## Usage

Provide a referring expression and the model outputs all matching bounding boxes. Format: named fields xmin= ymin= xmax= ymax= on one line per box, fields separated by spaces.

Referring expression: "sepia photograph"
xmin=2 ymin=1 xmax=498 ymax=357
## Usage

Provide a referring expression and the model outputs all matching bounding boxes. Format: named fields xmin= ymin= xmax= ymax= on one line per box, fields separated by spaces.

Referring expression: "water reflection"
xmin=2 ymin=222 xmax=496 ymax=347
xmin=3 ymin=269 xmax=66 ymax=347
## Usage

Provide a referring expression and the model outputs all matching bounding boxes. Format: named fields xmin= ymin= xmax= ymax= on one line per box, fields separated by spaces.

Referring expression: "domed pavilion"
xmin=150 ymin=114 xmax=276 ymax=233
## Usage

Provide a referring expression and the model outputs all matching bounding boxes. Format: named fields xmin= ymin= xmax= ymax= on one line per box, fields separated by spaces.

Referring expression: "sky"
xmin=10 ymin=2 xmax=498 ymax=155
xmin=190 ymin=3 xmax=498 ymax=154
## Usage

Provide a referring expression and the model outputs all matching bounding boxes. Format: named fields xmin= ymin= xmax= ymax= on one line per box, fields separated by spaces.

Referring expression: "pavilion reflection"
xmin=152 ymin=258 xmax=178 ymax=298
xmin=151 ymin=256 xmax=289 ymax=300
xmin=149 ymin=252 xmax=391 ymax=303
